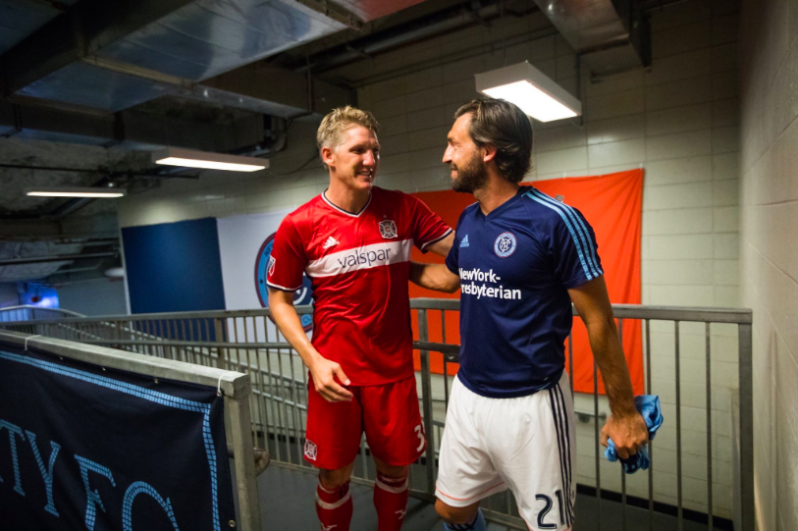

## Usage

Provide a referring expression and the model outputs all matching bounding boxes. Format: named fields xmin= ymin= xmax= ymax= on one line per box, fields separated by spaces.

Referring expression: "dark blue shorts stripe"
xmin=553 ymin=383 xmax=575 ymax=524
xmin=549 ymin=386 xmax=573 ymax=527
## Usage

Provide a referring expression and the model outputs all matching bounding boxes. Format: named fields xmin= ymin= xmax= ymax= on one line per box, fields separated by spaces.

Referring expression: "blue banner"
xmin=0 ymin=341 xmax=236 ymax=530
xmin=122 ymin=217 xmax=227 ymax=314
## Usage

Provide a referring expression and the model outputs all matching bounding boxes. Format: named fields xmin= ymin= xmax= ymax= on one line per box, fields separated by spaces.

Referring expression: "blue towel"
xmin=604 ymin=395 xmax=663 ymax=474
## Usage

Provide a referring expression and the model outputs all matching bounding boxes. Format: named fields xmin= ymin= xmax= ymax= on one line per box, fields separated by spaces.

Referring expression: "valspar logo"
xmin=306 ymin=240 xmax=412 ymax=277
xmin=459 ymin=267 xmax=521 ymax=300
xmin=336 ymin=247 xmax=393 ymax=268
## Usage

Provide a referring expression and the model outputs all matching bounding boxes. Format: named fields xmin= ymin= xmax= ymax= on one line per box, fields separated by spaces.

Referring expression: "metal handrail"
xmin=0 ymin=300 xmax=753 ymax=327
xmin=0 ymin=299 xmax=755 ymax=531
xmin=0 ymin=305 xmax=86 ymax=321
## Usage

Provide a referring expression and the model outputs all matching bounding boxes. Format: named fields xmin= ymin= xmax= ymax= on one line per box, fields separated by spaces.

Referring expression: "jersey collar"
xmin=478 ymin=187 xmax=526 ymax=219
xmin=321 ymin=189 xmax=373 ymax=217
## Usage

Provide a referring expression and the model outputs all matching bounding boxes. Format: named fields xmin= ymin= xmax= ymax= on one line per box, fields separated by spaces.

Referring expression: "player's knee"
xmin=318 ymin=467 xmax=352 ymax=490
xmin=375 ymin=462 xmax=407 ymax=479
xmin=435 ymin=499 xmax=477 ymax=524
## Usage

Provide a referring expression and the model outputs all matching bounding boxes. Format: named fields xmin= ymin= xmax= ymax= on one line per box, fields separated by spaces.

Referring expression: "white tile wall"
xmin=116 ymin=0 xmax=744 ymax=521
xmin=740 ymin=0 xmax=798 ymax=528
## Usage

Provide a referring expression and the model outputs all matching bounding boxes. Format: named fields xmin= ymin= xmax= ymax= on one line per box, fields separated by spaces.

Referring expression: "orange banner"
xmin=410 ymin=169 xmax=644 ymax=395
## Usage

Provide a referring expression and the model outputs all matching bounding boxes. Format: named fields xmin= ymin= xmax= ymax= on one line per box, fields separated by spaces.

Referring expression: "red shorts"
xmin=303 ymin=375 xmax=427 ymax=470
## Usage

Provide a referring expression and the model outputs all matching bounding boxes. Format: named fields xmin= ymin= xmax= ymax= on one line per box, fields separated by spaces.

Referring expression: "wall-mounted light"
xmin=26 ymin=187 xmax=127 ymax=198
xmin=153 ymin=147 xmax=268 ymax=173
xmin=475 ymin=61 xmax=581 ymax=122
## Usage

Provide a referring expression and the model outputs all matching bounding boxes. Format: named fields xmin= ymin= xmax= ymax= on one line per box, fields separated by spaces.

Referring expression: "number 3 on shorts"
xmin=414 ymin=424 xmax=424 ymax=452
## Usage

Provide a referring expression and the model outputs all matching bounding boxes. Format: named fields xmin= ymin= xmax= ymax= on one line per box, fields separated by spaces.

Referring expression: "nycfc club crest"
xmin=255 ymin=232 xmax=314 ymax=332
xmin=379 ymin=219 xmax=398 ymax=239
xmin=494 ymin=231 xmax=517 ymax=258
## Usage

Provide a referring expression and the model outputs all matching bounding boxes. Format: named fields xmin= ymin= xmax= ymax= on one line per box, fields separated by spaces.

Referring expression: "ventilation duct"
xmin=532 ymin=0 xmax=650 ymax=75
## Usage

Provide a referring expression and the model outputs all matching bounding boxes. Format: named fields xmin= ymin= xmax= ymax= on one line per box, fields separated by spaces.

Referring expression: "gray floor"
xmin=250 ymin=464 xmax=714 ymax=531
xmin=255 ymin=465 xmax=512 ymax=531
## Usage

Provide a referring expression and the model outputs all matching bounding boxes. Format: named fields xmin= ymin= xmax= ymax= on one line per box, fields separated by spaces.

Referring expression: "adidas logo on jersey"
xmin=460 ymin=235 xmax=470 ymax=248
xmin=322 ymin=236 xmax=339 ymax=250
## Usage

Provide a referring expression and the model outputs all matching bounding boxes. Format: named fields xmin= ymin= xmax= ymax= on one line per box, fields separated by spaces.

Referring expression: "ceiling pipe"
xmin=531 ymin=0 xmax=651 ymax=75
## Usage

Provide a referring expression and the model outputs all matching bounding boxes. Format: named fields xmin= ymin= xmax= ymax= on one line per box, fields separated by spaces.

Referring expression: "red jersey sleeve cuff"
xmin=418 ymin=228 xmax=453 ymax=253
xmin=266 ymin=280 xmax=302 ymax=292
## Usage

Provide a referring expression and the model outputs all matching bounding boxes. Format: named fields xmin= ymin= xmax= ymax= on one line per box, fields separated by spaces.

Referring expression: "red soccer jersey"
xmin=267 ymin=186 xmax=452 ymax=385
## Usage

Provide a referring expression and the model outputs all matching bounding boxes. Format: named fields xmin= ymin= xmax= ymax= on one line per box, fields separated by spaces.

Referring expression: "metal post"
xmin=706 ymin=322 xmax=713 ymax=530
xmin=441 ymin=310 xmax=450 ymax=405
xmin=675 ymin=321 xmax=683 ymax=531
xmin=264 ymin=318 xmax=281 ymax=463
xmin=738 ymin=323 xmax=754 ymax=531
xmin=618 ymin=318 xmax=626 ymax=531
xmin=228 ymin=386 xmax=262 ymax=531
xmin=215 ymin=318 xmax=226 ymax=370
xmin=594 ymin=356 xmax=601 ymax=530
xmin=645 ymin=319 xmax=653 ymax=531
xmin=255 ymin=317 xmax=267 ymax=450
xmin=418 ymin=309 xmax=436 ymax=495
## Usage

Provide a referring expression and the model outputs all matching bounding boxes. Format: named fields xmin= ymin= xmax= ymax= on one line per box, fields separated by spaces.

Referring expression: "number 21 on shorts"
xmin=535 ymin=489 xmax=566 ymax=529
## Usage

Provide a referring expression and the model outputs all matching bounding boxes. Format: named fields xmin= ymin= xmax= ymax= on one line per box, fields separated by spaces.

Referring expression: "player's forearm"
xmin=425 ymin=232 xmax=455 ymax=257
xmin=409 ymin=262 xmax=460 ymax=293
xmin=269 ymin=299 xmax=322 ymax=369
xmin=585 ymin=317 xmax=637 ymax=418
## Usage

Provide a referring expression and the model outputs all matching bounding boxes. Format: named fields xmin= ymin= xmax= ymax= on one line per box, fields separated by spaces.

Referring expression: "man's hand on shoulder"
xmin=600 ymin=412 xmax=649 ymax=459
xmin=308 ymin=355 xmax=354 ymax=403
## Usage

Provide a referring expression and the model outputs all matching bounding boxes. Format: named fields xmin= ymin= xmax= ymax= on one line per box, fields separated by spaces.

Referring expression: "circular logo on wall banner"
xmin=494 ymin=232 xmax=517 ymax=258
xmin=255 ymin=233 xmax=314 ymax=332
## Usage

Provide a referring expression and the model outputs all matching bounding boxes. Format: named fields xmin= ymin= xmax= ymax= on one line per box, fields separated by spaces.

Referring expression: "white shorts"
xmin=436 ymin=372 xmax=576 ymax=530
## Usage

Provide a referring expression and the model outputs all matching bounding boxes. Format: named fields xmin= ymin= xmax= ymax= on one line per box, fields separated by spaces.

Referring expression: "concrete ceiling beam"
xmin=0 ymin=99 xmax=264 ymax=152
xmin=0 ymin=214 xmax=119 ymax=241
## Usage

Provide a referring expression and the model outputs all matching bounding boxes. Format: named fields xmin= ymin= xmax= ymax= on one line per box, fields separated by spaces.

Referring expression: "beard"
xmin=450 ymin=152 xmax=488 ymax=193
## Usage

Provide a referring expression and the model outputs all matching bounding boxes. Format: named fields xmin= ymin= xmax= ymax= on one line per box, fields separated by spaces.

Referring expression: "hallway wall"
xmin=738 ymin=0 xmax=798 ymax=529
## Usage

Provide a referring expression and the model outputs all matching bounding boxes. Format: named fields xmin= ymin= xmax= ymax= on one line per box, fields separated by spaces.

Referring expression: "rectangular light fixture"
xmin=153 ymin=147 xmax=269 ymax=173
xmin=475 ymin=61 xmax=582 ymax=122
xmin=26 ymin=187 xmax=127 ymax=198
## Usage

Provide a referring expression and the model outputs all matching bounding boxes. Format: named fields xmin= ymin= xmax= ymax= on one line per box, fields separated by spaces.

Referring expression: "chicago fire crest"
xmin=378 ymin=219 xmax=398 ymax=239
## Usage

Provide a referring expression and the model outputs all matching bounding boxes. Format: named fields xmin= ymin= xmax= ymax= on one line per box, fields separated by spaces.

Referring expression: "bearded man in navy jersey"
xmin=410 ymin=98 xmax=649 ymax=531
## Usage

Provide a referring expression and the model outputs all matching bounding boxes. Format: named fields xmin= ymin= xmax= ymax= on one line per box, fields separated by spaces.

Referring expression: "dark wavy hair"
xmin=454 ymin=98 xmax=533 ymax=183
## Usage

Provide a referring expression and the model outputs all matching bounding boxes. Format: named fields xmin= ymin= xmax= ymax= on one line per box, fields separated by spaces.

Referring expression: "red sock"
xmin=316 ymin=479 xmax=353 ymax=531
xmin=373 ymin=472 xmax=409 ymax=531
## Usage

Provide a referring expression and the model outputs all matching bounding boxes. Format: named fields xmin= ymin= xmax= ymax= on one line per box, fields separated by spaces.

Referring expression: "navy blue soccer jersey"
xmin=445 ymin=187 xmax=604 ymax=398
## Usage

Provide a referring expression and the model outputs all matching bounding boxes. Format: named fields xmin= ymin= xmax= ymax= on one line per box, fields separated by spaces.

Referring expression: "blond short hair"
xmin=316 ymin=106 xmax=379 ymax=154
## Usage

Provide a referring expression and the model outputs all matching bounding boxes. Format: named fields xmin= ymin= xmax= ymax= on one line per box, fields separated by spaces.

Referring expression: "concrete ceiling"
xmin=0 ymin=241 xmax=84 ymax=282
xmin=0 ymin=0 xmax=421 ymax=284
xmin=0 ymin=0 xmax=659 ymax=285
xmin=0 ymin=137 xmax=152 ymax=213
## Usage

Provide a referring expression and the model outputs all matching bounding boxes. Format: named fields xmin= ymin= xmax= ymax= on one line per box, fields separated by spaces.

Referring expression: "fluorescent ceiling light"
xmin=153 ymin=147 xmax=268 ymax=172
xmin=475 ymin=61 xmax=582 ymax=122
xmin=26 ymin=187 xmax=127 ymax=198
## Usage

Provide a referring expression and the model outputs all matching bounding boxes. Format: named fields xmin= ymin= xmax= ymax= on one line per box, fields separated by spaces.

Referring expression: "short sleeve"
xmin=550 ymin=206 xmax=604 ymax=289
xmin=266 ymin=216 xmax=307 ymax=292
xmin=444 ymin=238 xmax=459 ymax=274
xmin=445 ymin=209 xmax=468 ymax=274
xmin=407 ymin=195 xmax=452 ymax=253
